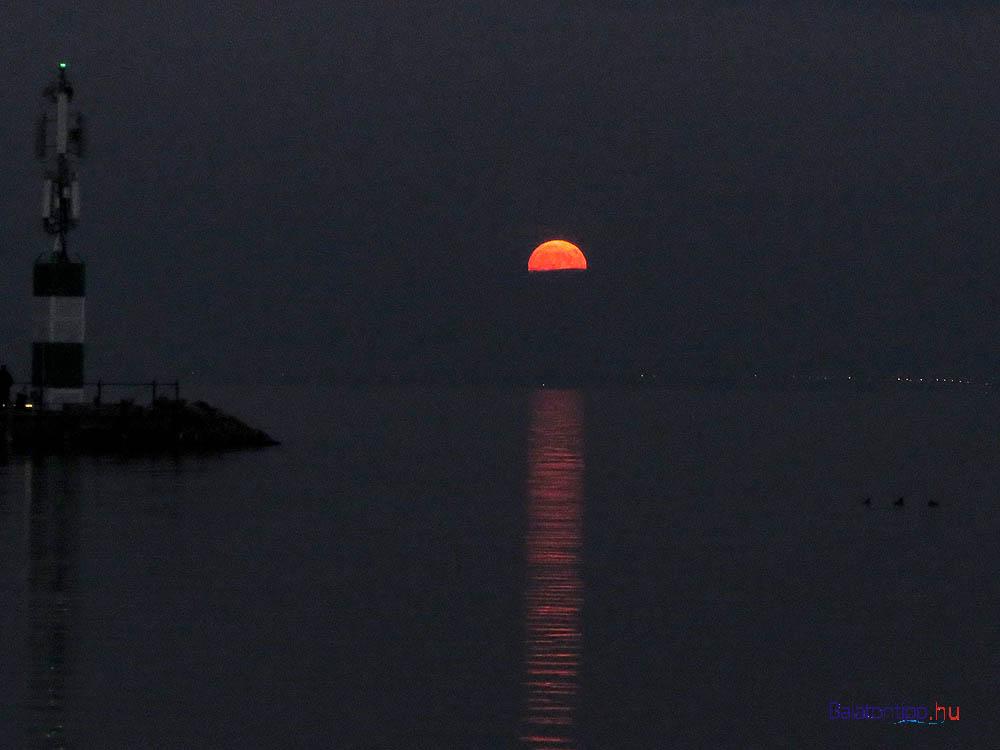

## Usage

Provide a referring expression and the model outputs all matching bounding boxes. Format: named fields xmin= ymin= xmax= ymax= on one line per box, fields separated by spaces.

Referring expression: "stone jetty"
xmin=2 ymin=399 xmax=279 ymax=453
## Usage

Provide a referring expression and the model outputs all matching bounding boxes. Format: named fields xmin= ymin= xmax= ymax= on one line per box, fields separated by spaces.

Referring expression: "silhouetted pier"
xmin=2 ymin=381 xmax=277 ymax=452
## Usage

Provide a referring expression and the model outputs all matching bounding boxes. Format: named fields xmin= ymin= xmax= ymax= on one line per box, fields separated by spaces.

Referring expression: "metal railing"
xmin=9 ymin=380 xmax=180 ymax=407
xmin=89 ymin=380 xmax=180 ymax=405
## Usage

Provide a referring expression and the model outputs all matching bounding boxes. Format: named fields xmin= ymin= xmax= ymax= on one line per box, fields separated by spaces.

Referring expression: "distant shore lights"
xmin=527 ymin=240 xmax=587 ymax=272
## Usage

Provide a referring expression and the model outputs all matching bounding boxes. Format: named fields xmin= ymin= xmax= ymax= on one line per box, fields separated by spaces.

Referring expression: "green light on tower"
xmin=59 ymin=62 xmax=67 ymax=68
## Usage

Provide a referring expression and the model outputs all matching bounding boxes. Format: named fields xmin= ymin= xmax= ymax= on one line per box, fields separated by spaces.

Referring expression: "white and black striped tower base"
xmin=32 ymin=258 xmax=85 ymax=406
xmin=33 ymin=64 xmax=86 ymax=408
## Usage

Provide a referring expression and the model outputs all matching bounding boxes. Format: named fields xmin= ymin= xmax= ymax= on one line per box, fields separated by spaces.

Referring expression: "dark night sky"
xmin=2 ymin=1 xmax=998 ymax=384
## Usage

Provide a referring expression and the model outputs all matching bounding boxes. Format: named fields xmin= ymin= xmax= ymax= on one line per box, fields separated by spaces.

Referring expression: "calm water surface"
xmin=1 ymin=385 xmax=998 ymax=748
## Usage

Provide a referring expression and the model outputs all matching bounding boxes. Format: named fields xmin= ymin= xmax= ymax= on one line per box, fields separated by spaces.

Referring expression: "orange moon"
xmin=527 ymin=240 xmax=587 ymax=272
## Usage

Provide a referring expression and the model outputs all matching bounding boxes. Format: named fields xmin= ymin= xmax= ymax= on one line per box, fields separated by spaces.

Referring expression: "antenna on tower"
xmin=70 ymin=114 xmax=86 ymax=158
xmin=38 ymin=63 xmax=84 ymax=261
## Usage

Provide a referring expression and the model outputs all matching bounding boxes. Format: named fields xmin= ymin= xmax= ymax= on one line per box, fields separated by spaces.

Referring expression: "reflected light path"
xmin=24 ymin=458 xmax=79 ymax=749
xmin=521 ymin=390 xmax=584 ymax=749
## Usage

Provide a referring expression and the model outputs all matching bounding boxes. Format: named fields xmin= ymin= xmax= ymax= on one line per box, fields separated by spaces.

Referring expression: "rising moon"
xmin=527 ymin=240 xmax=587 ymax=272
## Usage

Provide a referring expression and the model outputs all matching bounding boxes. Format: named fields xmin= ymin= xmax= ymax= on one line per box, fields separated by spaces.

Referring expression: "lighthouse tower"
xmin=33 ymin=64 xmax=86 ymax=408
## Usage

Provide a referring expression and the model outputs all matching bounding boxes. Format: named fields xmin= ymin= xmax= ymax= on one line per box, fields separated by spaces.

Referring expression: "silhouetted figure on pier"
xmin=0 ymin=365 xmax=13 ymax=407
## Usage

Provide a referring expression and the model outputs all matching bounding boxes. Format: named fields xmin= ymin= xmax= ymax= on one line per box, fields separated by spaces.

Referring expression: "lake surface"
xmin=1 ymin=385 xmax=997 ymax=748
